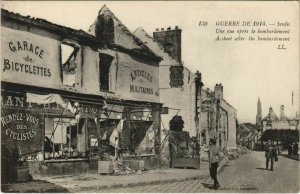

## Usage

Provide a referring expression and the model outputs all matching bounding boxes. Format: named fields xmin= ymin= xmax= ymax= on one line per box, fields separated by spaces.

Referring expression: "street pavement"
xmin=90 ymin=151 xmax=299 ymax=193
xmin=2 ymin=160 xmax=227 ymax=193
xmin=3 ymin=151 xmax=299 ymax=193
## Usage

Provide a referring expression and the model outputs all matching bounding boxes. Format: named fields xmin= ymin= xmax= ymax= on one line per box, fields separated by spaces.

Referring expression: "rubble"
xmin=199 ymin=145 xmax=250 ymax=161
xmin=237 ymin=145 xmax=251 ymax=154
xmin=111 ymin=158 xmax=142 ymax=176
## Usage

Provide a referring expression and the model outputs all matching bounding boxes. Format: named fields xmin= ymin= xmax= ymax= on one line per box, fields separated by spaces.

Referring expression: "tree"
xmin=169 ymin=115 xmax=184 ymax=131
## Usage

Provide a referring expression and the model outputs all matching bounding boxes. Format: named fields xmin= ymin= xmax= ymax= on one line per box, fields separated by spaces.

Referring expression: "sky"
xmin=1 ymin=1 xmax=299 ymax=123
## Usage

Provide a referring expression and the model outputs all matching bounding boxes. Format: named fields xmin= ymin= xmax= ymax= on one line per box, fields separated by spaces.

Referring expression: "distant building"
xmin=262 ymin=106 xmax=299 ymax=131
xmin=259 ymin=103 xmax=299 ymax=149
xmin=152 ymin=26 xmax=182 ymax=62
xmin=200 ymin=84 xmax=237 ymax=149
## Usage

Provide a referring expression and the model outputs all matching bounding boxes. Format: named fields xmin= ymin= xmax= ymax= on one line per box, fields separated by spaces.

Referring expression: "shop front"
xmin=1 ymin=85 xmax=160 ymax=180
xmin=1 ymin=8 xmax=162 ymax=182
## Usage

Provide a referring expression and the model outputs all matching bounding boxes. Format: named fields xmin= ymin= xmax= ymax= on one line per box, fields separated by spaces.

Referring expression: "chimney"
xmin=280 ymin=105 xmax=285 ymax=119
xmin=153 ymin=26 xmax=182 ymax=62
xmin=214 ymin=83 xmax=223 ymax=99
xmin=269 ymin=107 xmax=273 ymax=114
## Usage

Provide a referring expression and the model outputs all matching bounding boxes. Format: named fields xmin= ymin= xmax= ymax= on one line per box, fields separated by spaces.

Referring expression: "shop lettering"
xmin=79 ymin=105 xmax=98 ymax=114
xmin=5 ymin=128 xmax=37 ymax=141
xmin=8 ymin=40 xmax=44 ymax=59
xmin=25 ymin=113 xmax=39 ymax=125
xmin=2 ymin=95 xmax=101 ymax=114
xmin=0 ymin=113 xmax=24 ymax=127
xmin=130 ymin=84 xmax=153 ymax=95
xmin=1 ymin=113 xmax=39 ymax=141
xmin=130 ymin=70 xmax=152 ymax=83
xmin=3 ymin=58 xmax=51 ymax=77
xmin=1 ymin=113 xmax=39 ymax=127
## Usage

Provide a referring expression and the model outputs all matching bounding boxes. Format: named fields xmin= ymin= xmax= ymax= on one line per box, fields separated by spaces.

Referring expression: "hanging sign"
xmin=169 ymin=65 xmax=184 ymax=87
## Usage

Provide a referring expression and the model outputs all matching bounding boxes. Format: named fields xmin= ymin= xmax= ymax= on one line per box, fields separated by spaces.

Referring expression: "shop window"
xmin=61 ymin=43 xmax=79 ymax=87
xmin=99 ymin=54 xmax=113 ymax=92
xmin=44 ymin=117 xmax=86 ymax=159
xmin=122 ymin=121 xmax=153 ymax=154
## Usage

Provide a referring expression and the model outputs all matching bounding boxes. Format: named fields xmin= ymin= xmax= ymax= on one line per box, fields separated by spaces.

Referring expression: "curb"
xmin=2 ymin=160 xmax=229 ymax=193
xmin=72 ymin=159 xmax=229 ymax=192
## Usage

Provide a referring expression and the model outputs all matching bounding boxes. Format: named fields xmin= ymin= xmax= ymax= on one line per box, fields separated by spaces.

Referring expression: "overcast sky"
xmin=2 ymin=1 xmax=299 ymax=123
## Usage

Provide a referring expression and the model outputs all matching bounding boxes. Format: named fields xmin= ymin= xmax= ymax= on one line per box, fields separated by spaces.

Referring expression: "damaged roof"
xmin=88 ymin=5 xmax=162 ymax=61
xmin=1 ymin=8 xmax=102 ymax=47
xmin=2 ymin=7 xmax=161 ymax=61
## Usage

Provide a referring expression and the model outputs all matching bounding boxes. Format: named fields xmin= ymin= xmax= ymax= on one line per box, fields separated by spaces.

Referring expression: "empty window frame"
xmin=44 ymin=117 xmax=85 ymax=159
xmin=61 ymin=43 xmax=80 ymax=87
xmin=99 ymin=53 xmax=113 ymax=91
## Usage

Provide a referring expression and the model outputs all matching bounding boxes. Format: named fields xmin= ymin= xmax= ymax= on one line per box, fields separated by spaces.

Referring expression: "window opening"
xmin=61 ymin=43 xmax=79 ymax=87
xmin=44 ymin=117 xmax=85 ymax=160
xmin=99 ymin=54 xmax=113 ymax=91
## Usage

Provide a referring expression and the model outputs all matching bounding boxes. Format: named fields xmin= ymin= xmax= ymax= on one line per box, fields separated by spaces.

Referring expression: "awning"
xmin=26 ymin=92 xmax=75 ymax=113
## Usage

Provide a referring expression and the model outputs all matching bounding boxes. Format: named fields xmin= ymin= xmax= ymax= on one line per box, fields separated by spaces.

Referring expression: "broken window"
xmin=99 ymin=54 xmax=113 ymax=92
xmin=44 ymin=117 xmax=86 ymax=160
xmin=61 ymin=43 xmax=79 ymax=87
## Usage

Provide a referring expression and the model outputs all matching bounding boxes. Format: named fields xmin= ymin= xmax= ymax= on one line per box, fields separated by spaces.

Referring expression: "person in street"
xmin=114 ymin=134 xmax=121 ymax=161
xmin=208 ymin=138 xmax=221 ymax=189
xmin=288 ymin=142 xmax=292 ymax=156
xmin=292 ymin=142 xmax=298 ymax=155
xmin=265 ymin=140 xmax=278 ymax=171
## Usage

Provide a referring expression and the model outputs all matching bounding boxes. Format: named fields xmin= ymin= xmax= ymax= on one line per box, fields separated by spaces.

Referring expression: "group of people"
xmin=206 ymin=139 xmax=285 ymax=190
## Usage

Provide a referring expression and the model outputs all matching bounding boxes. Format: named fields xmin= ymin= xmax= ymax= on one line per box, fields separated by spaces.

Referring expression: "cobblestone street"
xmin=90 ymin=151 xmax=299 ymax=193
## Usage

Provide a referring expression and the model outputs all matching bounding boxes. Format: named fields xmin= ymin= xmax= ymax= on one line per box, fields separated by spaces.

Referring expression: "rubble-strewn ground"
xmin=88 ymin=151 xmax=300 ymax=193
xmin=2 ymin=160 xmax=228 ymax=193
xmin=2 ymin=147 xmax=256 ymax=193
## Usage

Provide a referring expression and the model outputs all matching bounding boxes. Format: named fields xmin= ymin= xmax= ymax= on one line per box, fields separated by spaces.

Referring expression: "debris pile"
xmin=226 ymin=149 xmax=239 ymax=160
xmin=237 ymin=145 xmax=251 ymax=154
xmin=111 ymin=159 xmax=143 ymax=176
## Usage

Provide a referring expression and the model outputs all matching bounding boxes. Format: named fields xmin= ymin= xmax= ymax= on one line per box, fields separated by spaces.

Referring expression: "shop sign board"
xmin=169 ymin=65 xmax=184 ymax=87
xmin=117 ymin=61 xmax=159 ymax=103
xmin=1 ymin=27 xmax=61 ymax=88
xmin=1 ymin=109 xmax=44 ymax=156
xmin=1 ymin=91 xmax=124 ymax=119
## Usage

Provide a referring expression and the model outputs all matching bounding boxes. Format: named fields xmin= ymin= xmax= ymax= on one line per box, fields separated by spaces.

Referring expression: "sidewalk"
xmin=2 ymin=160 xmax=228 ymax=193
xmin=279 ymin=150 xmax=299 ymax=161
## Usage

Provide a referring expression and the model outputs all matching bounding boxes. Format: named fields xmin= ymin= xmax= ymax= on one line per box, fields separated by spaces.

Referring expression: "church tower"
xmin=256 ymin=97 xmax=262 ymax=126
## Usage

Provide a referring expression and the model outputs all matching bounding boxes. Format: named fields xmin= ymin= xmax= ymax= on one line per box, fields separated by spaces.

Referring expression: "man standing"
xmin=265 ymin=140 xmax=278 ymax=171
xmin=208 ymin=138 xmax=221 ymax=189
xmin=114 ymin=133 xmax=121 ymax=161
xmin=292 ymin=142 xmax=298 ymax=155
